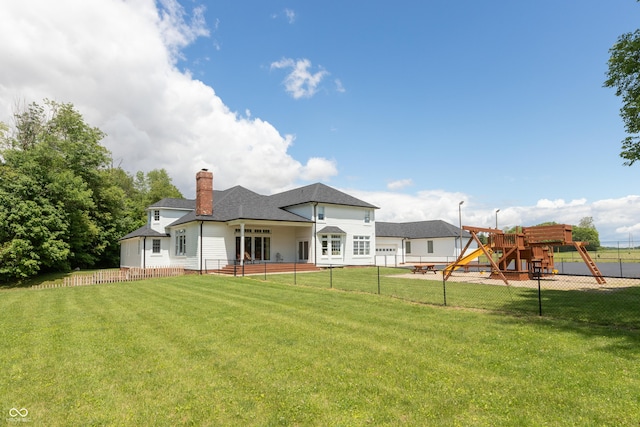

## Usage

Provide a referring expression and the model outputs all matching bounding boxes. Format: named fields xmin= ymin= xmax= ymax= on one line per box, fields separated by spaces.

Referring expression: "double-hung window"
xmin=153 ymin=210 xmax=160 ymax=222
xmin=152 ymin=239 xmax=161 ymax=254
xmin=331 ymin=235 xmax=341 ymax=255
xmin=321 ymin=234 xmax=342 ymax=256
xmin=318 ymin=206 xmax=325 ymax=220
xmin=175 ymin=229 xmax=186 ymax=256
xmin=353 ymin=236 xmax=370 ymax=256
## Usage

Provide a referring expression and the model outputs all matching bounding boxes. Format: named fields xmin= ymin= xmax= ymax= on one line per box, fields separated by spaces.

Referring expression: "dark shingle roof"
xmin=148 ymin=198 xmax=195 ymax=209
xmin=142 ymin=183 xmax=377 ymax=229
xmin=120 ymin=225 xmax=169 ymax=240
xmin=169 ymin=186 xmax=312 ymax=227
xmin=376 ymin=220 xmax=470 ymax=239
xmin=317 ymin=226 xmax=346 ymax=234
xmin=270 ymin=183 xmax=378 ymax=209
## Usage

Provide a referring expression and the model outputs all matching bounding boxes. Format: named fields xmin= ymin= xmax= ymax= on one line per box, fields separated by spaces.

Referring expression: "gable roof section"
xmin=270 ymin=183 xmax=378 ymax=209
xmin=148 ymin=198 xmax=195 ymax=210
xmin=317 ymin=226 xmax=346 ymax=234
xmin=120 ymin=225 xmax=169 ymax=240
xmin=376 ymin=220 xmax=470 ymax=239
xmin=169 ymin=186 xmax=311 ymax=227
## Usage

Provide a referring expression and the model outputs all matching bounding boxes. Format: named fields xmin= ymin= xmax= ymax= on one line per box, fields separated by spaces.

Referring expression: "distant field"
xmin=472 ymin=247 xmax=640 ymax=263
xmin=553 ymin=247 xmax=640 ymax=262
xmin=1 ymin=275 xmax=639 ymax=425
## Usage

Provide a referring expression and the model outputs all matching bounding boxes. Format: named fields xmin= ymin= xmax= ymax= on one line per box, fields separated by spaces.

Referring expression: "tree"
xmin=0 ymin=100 xmax=126 ymax=279
xmin=605 ymin=22 xmax=640 ymax=165
xmin=0 ymin=101 xmax=187 ymax=281
xmin=572 ymin=216 xmax=600 ymax=251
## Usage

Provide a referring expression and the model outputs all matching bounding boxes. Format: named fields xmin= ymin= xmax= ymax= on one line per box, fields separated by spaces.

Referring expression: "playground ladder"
xmin=573 ymin=243 xmax=606 ymax=285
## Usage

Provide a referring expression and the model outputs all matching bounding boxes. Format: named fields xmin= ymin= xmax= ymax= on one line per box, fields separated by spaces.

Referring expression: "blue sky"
xmin=2 ymin=0 xmax=640 ymax=242
xmin=181 ymin=1 xmax=638 ymax=201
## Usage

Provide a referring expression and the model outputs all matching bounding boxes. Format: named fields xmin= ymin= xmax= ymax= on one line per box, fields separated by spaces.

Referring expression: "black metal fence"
xmin=259 ymin=265 xmax=640 ymax=329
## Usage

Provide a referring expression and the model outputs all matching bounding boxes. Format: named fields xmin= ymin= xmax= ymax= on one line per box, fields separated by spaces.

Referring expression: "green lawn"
xmin=1 ymin=275 xmax=639 ymax=425
xmin=267 ymin=267 xmax=640 ymax=328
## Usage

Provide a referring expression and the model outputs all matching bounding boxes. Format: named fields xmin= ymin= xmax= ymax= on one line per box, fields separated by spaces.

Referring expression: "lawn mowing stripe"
xmin=1 ymin=276 xmax=639 ymax=425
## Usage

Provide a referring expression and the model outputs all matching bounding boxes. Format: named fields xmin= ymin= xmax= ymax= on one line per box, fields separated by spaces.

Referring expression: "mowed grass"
xmin=268 ymin=267 xmax=640 ymax=328
xmin=1 ymin=275 xmax=639 ymax=426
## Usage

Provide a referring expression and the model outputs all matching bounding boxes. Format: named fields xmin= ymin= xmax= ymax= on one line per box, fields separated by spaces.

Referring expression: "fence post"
xmin=537 ymin=272 xmax=542 ymax=316
xmin=294 ymin=259 xmax=297 ymax=285
xmin=619 ymin=258 xmax=623 ymax=278
xmin=264 ymin=262 xmax=267 ymax=280
xmin=442 ymin=271 xmax=447 ymax=306
xmin=330 ymin=264 xmax=333 ymax=289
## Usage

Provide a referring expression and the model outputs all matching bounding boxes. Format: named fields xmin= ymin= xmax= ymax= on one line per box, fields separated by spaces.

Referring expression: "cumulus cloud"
xmin=344 ymin=189 xmax=640 ymax=244
xmin=270 ymin=58 xmax=329 ymax=99
xmin=387 ymin=179 xmax=413 ymax=191
xmin=535 ymin=198 xmax=587 ymax=209
xmin=0 ymin=0 xmax=335 ymax=196
xmin=300 ymin=157 xmax=338 ymax=181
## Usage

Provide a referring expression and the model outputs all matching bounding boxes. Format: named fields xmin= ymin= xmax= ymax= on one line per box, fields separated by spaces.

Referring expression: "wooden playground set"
xmin=444 ymin=224 xmax=606 ymax=285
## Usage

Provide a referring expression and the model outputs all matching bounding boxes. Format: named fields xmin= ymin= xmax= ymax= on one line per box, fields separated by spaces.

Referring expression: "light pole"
xmin=495 ymin=209 xmax=500 ymax=229
xmin=458 ymin=201 xmax=464 ymax=256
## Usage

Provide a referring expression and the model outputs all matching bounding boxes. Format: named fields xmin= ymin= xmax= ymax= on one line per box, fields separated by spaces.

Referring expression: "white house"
xmin=375 ymin=220 xmax=474 ymax=266
xmin=120 ymin=170 xmax=379 ymax=272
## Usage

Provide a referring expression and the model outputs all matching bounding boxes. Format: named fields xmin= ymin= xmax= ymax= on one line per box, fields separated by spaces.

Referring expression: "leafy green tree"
xmin=605 ymin=18 xmax=640 ymax=165
xmin=0 ymin=101 xmax=125 ymax=279
xmin=0 ymin=101 xmax=186 ymax=281
xmin=572 ymin=216 xmax=600 ymax=251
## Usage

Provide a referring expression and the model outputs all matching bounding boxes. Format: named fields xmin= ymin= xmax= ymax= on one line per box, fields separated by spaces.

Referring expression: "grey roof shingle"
xmin=120 ymin=225 xmax=169 ymax=240
xmin=270 ymin=183 xmax=378 ymax=209
xmin=317 ymin=226 xmax=346 ymax=234
xmin=168 ymin=186 xmax=312 ymax=227
xmin=376 ymin=220 xmax=470 ymax=239
xmin=148 ymin=198 xmax=195 ymax=209
xmin=131 ymin=182 xmax=377 ymax=231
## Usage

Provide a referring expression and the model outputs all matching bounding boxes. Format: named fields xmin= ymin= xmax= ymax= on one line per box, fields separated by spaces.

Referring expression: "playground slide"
xmin=444 ymin=245 xmax=492 ymax=273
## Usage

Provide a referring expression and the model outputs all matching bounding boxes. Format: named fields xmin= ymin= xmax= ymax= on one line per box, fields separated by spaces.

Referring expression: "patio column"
xmin=240 ymin=223 xmax=245 ymax=266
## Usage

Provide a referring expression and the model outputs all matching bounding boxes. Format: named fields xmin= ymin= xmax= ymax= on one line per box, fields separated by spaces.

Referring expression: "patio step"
xmin=213 ymin=262 xmax=321 ymax=276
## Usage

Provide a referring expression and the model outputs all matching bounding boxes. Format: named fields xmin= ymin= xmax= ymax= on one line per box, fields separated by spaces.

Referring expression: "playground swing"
xmin=444 ymin=224 xmax=606 ymax=286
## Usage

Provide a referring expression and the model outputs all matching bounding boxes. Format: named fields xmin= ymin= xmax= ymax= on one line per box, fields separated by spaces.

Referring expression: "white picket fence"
xmin=32 ymin=267 xmax=185 ymax=289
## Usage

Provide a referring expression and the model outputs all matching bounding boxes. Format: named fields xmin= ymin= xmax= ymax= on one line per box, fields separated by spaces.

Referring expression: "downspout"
xmin=142 ymin=237 xmax=146 ymax=269
xmin=200 ymin=221 xmax=204 ymax=275
xmin=313 ymin=203 xmax=318 ymax=266
xmin=240 ymin=223 xmax=245 ymax=266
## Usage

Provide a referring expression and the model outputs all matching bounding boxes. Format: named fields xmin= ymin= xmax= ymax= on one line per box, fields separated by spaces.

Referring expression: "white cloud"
xmin=535 ymin=198 xmax=587 ymax=209
xmin=345 ymin=188 xmax=640 ymax=244
xmin=270 ymin=58 xmax=329 ymax=99
xmin=387 ymin=179 xmax=413 ymax=191
xmin=284 ymin=8 xmax=296 ymax=24
xmin=0 ymin=0 xmax=335 ymax=196
xmin=335 ymin=79 xmax=346 ymax=93
xmin=300 ymin=157 xmax=338 ymax=181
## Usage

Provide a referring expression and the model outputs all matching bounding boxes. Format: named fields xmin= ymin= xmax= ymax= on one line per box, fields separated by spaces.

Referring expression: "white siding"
xmin=144 ymin=237 xmax=172 ymax=267
xmin=119 ymin=238 xmax=142 ymax=268
xmin=149 ymin=208 xmax=190 ymax=233
xmin=315 ymin=204 xmax=376 ymax=266
xmin=285 ymin=204 xmax=313 ymax=220
xmin=201 ymin=223 xmax=232 ymax=270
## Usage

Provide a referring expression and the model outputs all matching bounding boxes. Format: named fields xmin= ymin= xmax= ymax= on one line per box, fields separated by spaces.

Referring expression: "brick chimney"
xmin=195 ymin=169 xmax=213 ymax=216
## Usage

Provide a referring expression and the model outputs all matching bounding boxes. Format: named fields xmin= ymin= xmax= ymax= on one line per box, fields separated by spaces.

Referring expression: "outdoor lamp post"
xmin=495 ymin=209 xmax=500 ymax=229
xmin=459 ymin=201 xmax=464 ymax=256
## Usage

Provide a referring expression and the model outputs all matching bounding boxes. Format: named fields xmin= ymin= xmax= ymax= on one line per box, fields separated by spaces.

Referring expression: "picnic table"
xmin=411 ymin=264 xmax=437 ymax=274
